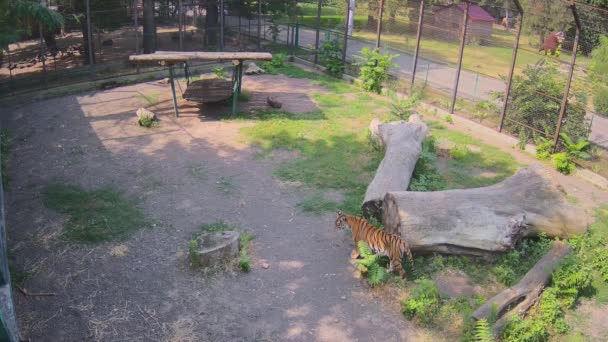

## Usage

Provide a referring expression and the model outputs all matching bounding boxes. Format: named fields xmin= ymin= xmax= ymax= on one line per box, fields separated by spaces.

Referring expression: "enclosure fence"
xmin=1 ymin=0 xmax=607 ymax=152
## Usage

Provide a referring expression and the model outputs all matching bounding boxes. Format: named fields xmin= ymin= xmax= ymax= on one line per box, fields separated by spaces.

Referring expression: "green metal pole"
xmin=168 ymin=65 xmax=179 ymax=117
xmin=295 ymin=23 xmax=300 ymax=48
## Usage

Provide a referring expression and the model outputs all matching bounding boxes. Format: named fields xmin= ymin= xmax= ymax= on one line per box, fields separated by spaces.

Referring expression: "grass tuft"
xmin=42 ymin=184 xmax=148 ymax=243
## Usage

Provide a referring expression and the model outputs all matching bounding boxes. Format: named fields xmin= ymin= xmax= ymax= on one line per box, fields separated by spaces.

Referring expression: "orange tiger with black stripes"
xmin=335 ymin=211 xmax=414 ymax=278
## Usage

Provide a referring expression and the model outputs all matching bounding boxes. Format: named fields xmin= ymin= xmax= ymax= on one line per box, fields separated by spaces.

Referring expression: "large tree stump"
xmin=472 ymin=241 xmax=571 ymax=334
xmin=362 ymin=115 xmax=428 ymax=218
xmin=382 ymin=166 xmax=589 ymax=256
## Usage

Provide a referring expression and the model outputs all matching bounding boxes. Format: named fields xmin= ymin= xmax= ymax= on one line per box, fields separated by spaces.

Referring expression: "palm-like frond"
xmin=0 ymin=0 xmax=63 ymax=48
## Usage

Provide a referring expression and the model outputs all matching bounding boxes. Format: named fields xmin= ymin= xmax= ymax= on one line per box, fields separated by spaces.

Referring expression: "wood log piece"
xmin=472 ymin=241 xmax=571 ymax=334
xmin=382 ymin=165 xmax=589 ymax=256
xmin=183 ymin=78 xmax=233 ymax=103
xmin=129 ymin=51 xmax=273 ymax=64
xmin=362 ymin=115 xmax=428 ymax=218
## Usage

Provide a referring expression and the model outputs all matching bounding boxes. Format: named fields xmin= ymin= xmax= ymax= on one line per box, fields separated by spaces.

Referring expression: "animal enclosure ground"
xmin=3 ymin=64 xmax=607 ymax=341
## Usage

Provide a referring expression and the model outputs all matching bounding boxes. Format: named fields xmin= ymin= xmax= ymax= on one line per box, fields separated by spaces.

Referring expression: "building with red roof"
xmin=431 ymin=3 xmax=497 ymax=44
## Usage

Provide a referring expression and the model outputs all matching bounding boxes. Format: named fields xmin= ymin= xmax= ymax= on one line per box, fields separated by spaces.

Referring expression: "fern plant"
xmin=402 ymin=278 xmax=441 ymax=325
xmin=354 ymin=47 xmax=398 ymax=94
xmin=356 ymin=241 xmax=388 ymax=286
xmin=474 ymin=319 xmax=495 ymax=342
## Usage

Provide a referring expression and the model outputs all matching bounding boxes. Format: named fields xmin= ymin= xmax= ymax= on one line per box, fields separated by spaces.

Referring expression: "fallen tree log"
xmin=362 ymin=115 xmax=428 ymax=218
xmin=382 ymin=166 xmax=589 ymax=256
xmin=472 ymin=241 xmax=571 ymax=334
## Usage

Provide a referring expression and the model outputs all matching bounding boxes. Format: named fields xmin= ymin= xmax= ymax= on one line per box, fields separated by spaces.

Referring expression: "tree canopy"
xmin=0 ymin=0 xmax=63 ymax=48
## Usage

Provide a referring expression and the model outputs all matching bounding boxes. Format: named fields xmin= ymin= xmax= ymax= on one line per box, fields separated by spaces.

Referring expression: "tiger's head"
xmin=335 ymin=210 xmax=349 ymax=231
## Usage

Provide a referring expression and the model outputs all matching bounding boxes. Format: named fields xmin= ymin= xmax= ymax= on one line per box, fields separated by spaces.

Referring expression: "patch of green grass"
xmin=135 ymin=91 xmax=161 ymax=106
xmin=266 ymin=63 xmax=355 ymax=94
xmin=200 ymin=221 xmax=233 ymax=233
xmin=297 ymin=193 xmax=339 ymax=215
xmin=226 ymin=108 xmax=325 ymax=121
xmin=239 ymin=232 xmax=254 ymax=272
xmin=42 ymin=184 xmax=148 ymax=243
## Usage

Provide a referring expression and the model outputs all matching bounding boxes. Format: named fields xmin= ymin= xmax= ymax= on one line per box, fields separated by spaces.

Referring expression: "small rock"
xmin=340 ymin=296 xmax=346 ymax=300
xmin=245 ymin=62 xmax=264 ymax=75
xmin=136 ymin=108 xmax=156 ymax=121
xmin=158 ymin=78 xmax=170 ymax=84
xmin=262 ymin=262 xmax=270 ymax=269
xmin=267 ymin=96 xmax=282 ymax=109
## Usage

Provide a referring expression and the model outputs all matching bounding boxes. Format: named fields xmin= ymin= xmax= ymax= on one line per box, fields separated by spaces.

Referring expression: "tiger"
xmin=334 ymin=211 xmax=414 ymax=278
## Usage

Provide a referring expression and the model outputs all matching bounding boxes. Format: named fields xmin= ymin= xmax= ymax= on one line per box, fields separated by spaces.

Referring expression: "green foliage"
xmin=42 ymin=184 xmax=148 ymax=243
xmin=0 ymin=0 xmax=63 ymax=47
xmin=319 ymin=39 xmax=344 ymax=77
xmin=559 ymin=133 xmax=591 ymax=160
xmin=493 ymin=236 xmax=552 ymax=286
xmin=212 ymin=66 xmax=226 ymax=79
xmin=354 ymin=47 xmax=398 ymax=94
xmin=593 ymin=86 xmax=608 ymax=116
xmin=409 ymin=136 xmax=446 ymax=191
xmin=200 ymin=221 xmax=232 ymax=233
xmin=450 ymin=145 xmax=470 ymax=160
xmin=474 ymin=319 xmax=495 ymax=342
xmin=445 ymin=115 xmax=454 ymax=124
xmin=262 ymin=53 xmax=287 ymax=73
xmin=188 ymin=239 xmax=200 ymax=267
xmin=401 ymin=278 xmax=441 ymax=325
xmin=239 ymin=232 xmax=254 ymax=272
xmin=495 ymin=60 xmax=589 ymax=144
xmin=138 ymin=115 xmax=158 ymax=128
xmin=356 ymin=241 xmax=389 ymax=286
xmin=389 ymin=88 xmax=423 ymax=121
xmin=589 ymin=35 xmax=608 ymax=86
xmin=552 ymin=152 xmax=575 ymax=175
xmin=535 ymin=136 xmax=553 ymax=160
xmin=1 ymin=129 xmax=8 ymax=187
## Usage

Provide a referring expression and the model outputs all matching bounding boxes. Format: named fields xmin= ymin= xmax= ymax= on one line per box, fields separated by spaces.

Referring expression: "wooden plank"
xmin=183 ymin=79 xmax=233 ymax=103
xmin=129 ymin=51 xmax=273 ymax=64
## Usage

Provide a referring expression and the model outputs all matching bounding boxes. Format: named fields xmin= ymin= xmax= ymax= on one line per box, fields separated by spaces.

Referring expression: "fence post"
xmin=498 ymin=0 xmax=524 ymax=132
xmin=295 ymin=23 xmax=300 ymax=49
xmin=219 ymin=0 xmax=224 ymax=51
xmin=552 ymin=4 xmax=581 ymax=153
xmin=450 ymin=0 xmax=470 ymax=114
xmin=85 ymin=0 xmax=94 ymax=67
xmin=376 ymin=0 xmax=385 ymax=49
xmin=178 ymin=0 xmax=183 ymax=50
xmin=342 ymin=0 xmax=351 ymax=63
xmin=473 ymin=73 xmax=479 ymax=99
xmin=410 ymin=0 xmax=425 ymax=88
xmin=425 ymin=63 xmax=430 ymax=85
xmin=133 ymin=0 xmax=139 ymax=54
xmin=39 ymin=23 xmax=48 ymax=88
xmin=257 ymin=0 xmax=262 ymax=50
xmin=314 ymin=0 xmax=322 ymax=64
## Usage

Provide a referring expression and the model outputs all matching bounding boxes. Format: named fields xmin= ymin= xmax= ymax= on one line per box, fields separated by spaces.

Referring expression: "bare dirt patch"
xmin=3 ymin=75 xmax=414 ymax=341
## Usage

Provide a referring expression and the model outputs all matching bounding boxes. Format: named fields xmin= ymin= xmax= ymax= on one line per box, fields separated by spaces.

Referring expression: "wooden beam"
xmin=129 ymin=51 xmax=273 ymax=64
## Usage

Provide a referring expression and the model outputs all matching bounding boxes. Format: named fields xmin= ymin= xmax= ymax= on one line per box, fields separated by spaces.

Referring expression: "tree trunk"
xmin=362 ymin=115 xmax=428 ymax=218
xmin=143 ymin=0 xmax=157 ymax=53
xmin=472 ymin=241 xmax=571 ymax=335
xmin=205 ymin=2 xmax=219 ymax=47
xmin=43 ymin=30 xmax=58 ymax=54
xmin=382 ymin=166 xmax=589 ymax=256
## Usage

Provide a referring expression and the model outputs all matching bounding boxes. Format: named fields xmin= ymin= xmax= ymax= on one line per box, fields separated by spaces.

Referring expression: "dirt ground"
xmin=3 ymin=75 xmax=424 ymax=341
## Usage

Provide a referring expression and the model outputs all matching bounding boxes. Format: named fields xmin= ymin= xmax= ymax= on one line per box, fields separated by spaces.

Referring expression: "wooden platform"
xmin=183 ymin=78 xmax=233 ymax=103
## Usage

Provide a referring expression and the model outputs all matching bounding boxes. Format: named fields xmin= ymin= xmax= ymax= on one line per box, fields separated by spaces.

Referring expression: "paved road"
xmin=227 ymin=16 xmax=608 ymax=149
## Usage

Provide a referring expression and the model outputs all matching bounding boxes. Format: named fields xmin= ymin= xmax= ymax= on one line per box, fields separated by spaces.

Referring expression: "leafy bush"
xmin=560 ymin=133 xmax=591 ymax=160
xmin=212 ymin=66 xmax=226 ymax=79
xmin=474 ymin=319 xmax=495 ymax=342
xmin=356 ymin=241 xmax=389 ymax=286
xmin=534 ymin=136 xmax=553 ymax=160
xmin=593 ymin=86 xmax=608 ymax=116
xmin=552 ymin=152 xmax=575 ymax=174
xmin=449 ymin=144 xmax=470 ymax=160
xmin=473 ymin=101 xmax=498 ymax=123
xmin=409 ymin=137 xmax=446 ymax=191
xmin=263 ymin=53 xmax=286 ymax=73
xmin=589 ymin=35 xmax=608 ymax=86
xmin=445 ymin=115 xmax=454 ymax=124
xmin=402 ymin=278 xmax=441 ymax=325
xmin=319 ymin=39 xmax=344 ymax=77
xmin=239 ymin=232 xmax=254 ymax=272
xmin=494 ymin=60 xmax=588 ymax=144
xmin=354 ymin=47 xmax=398 ymax=94
xmin=138 ymin=115 xmax=158 ymax=128
xmin=493 ymin=236 xmax=552 ymax=286
xmin=389 ymin=88 xmax=423 ymax=121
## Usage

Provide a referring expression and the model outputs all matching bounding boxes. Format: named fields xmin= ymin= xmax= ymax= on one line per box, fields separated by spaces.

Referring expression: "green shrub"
xmin=319 ymin=39 xmax=344 ymax=77
xmin=138 ymin=115 xmax=158 ymax=128
xmin=389 ymin=88 xmax=423 ymax=121
xmin=493 ymin=236 xmax=552 ymax=286
xmin=445 ymin=115 xmax=454 ymax=124
xmin=534 ymin=136 xmax=553 ymax=160
xmin=402 ymin=278 xmax=441 ymax=325
xmin=560 ymin=133 xmax=591 ymax=160
xmin=494 ymin=60 xmax=589 ymax=144
xmin=450 ymin=144 xmax=470 ymax=160
xmin=263 ymin=53 xmax=286 ymax=73
xmin=409 ymin=137 xmax=446 ymax=191
xmin=593 ymin=86 xmax=608 ymax=116
xmin=212 ymin=66 xmax=226 ymax=79
xmin=552 ymin=152 xmax=575 ymax=174
xmin=356 ymin=241 xmax=389 ymax=286
xmin=354 ymin=47 xmax=398 ymax=94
